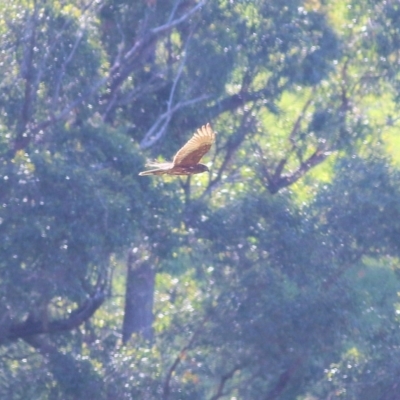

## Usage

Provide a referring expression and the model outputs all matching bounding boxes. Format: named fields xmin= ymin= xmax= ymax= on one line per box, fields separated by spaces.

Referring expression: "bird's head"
xmin=194 ymin=164 xmax=209 ymax=174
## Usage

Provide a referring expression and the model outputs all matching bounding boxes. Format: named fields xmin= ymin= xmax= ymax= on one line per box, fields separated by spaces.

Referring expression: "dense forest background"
xmin=1 ymin=0 xmax=400 ymax=399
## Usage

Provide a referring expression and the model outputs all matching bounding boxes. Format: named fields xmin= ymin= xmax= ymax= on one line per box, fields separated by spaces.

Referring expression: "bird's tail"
xmin=138 ymin=169 xmax=168 ymax=176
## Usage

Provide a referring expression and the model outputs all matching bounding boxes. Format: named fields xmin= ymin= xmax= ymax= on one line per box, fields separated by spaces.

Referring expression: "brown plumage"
xmin=139 ymin=123 xmax=216 ymax=176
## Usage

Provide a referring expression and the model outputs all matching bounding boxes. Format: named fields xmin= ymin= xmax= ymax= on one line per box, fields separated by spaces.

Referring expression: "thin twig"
xmin=152 ymin=0 xmax=207 ymax=35
xmin=167 ymin=0 xmax=183 ymax=24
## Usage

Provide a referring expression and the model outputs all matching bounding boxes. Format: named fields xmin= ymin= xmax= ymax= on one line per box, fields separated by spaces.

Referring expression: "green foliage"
xmin=1 ymin=0 xmax=400 ymax=399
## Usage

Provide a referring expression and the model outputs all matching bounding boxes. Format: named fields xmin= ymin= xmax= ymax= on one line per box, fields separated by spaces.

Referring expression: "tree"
xmin=1 ymin=0 xmax=400 ymax=399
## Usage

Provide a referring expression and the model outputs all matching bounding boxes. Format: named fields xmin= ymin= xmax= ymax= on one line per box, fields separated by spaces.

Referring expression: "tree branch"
xmin=103 ymin=0 xmax=206 ymax=121
xmin=209 ymin=365 xmax=241 ymax=400
xmin=254 ymin=91 xmax=333 ymax=194
xmin=1 ymin=290 xmax=105 ymax=343
xmin=266 ymin=149 xmax=331 ymax=194
xmin=139 ymin=29 xmax=211 ymax=149
xmin=151 ymin=0 xmax=207 ymax=35
xmin=140 ymin=94 xmax=209 ymax=149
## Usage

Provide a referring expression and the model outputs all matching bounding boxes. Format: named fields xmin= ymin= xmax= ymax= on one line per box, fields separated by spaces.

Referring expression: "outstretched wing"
xmin=172 ymin=123 xmax=215 ymax=167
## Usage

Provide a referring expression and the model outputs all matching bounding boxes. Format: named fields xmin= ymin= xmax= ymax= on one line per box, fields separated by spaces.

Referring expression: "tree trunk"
xmin=122 ymin=247 xmax=155 ymax=343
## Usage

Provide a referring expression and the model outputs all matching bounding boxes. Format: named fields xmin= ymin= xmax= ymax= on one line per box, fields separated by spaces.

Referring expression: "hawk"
xmin=139 ymin=123 xmax=215 ymax=176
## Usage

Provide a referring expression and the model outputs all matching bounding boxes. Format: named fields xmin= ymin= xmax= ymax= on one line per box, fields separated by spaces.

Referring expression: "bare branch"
xmin=32 ymin=0 xmax=206 ymax=134
xmin=122 ymin=15 xmax=152 ymax=62
xmin=10 ymin=0 xmax=207 ymax=151
xmin=152 ymin=0 xmax=207 ymax=35
xmin=103 ymin=1 xmax=204 ymax=120
xmin=167 ymin=0 xmax=183 ymax=24
xmin=139 ymin=32 xmax=202 ymax=149
xmin=140 ymin=94 xmax=209 ymax=149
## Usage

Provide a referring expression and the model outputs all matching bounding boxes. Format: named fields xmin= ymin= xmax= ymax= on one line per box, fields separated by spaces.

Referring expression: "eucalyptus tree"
xmin=1 ymin=0 xmax=400 ymax=399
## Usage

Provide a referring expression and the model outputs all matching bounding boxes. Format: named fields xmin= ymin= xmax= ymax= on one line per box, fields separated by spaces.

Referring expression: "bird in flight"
xmin=139 ymin=123 xmax=215 ymax=176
